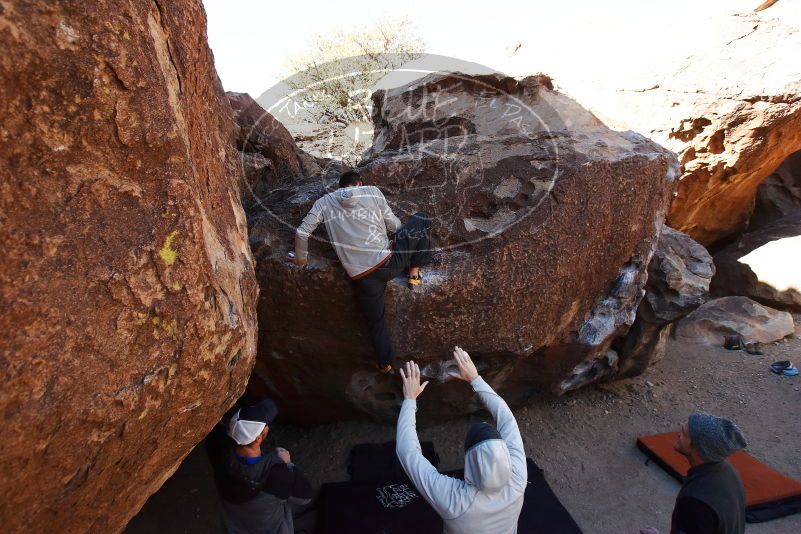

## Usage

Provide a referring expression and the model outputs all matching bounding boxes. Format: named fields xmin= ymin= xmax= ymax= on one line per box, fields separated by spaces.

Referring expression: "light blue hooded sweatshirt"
xmin=396 ymin=377 xmax=528 ymax=534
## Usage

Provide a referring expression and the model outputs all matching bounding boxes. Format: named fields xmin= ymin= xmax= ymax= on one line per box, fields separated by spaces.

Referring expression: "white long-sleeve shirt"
xmin=294 ymin=185 xmax=402 ymax=278
xmin=396 ymin=377 xmax=527 ymax=534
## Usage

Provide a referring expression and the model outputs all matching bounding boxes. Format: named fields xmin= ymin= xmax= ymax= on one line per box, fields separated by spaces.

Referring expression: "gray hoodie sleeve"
xmin=470 ymin=377 xmax=528 ymax=492
xmin=294 ymin=198 xmax=325 ymax=260
xmin=396 ymin=399 xmax=473 ymax=519
xmin=375 ymin=187 xmax=401 ymax=233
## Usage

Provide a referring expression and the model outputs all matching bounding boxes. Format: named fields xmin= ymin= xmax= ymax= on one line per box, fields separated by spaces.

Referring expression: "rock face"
xmin=570 ymin=9 xmax=801 ymax=246
xmin=226 ymin=92 xmax=343 ymax=209
xmin=248 ymin=72 xmax=678 ymax=423
xmin=676 ymin=297 xmax=794 ymax=345
xmin=750 ymin=150 xmax=801 ymax=230
xmin=228 ymin=92 xmax=303 ymax=196
xmin=614 ymin=227 xmax=714 ymax=376
xmin=711 ymin=212 xmax=801 ymax=310
xmin=0 ymin=2 xmax=257 ymax=532
xmin=640 ymin=227 xmax=716 ymax=323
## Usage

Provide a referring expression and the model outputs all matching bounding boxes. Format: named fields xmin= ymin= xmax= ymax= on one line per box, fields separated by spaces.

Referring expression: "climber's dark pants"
xmin=352 ymin=213 xmax=433 ymax=367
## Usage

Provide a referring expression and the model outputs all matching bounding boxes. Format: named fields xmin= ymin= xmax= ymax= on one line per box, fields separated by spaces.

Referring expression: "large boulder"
xmin=248 ymin=72 xmax=677 ymax=423
xmin=676 ymin=296 xmax=794 ymax=345
xmin=711 ymin=212 xmax=801 ymax=310
xmin=565 ymin=7 xmax=801 ymax=246
xmin=614 ymin=227 xmax=714 ymax=376
xmin=0 ymin=1 xmax=257 ymax=532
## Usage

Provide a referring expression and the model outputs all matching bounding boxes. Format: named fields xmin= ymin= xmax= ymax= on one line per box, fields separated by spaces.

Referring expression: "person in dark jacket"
xmin=205 ymin=399 xmax=312 ymax=534
xmin=641 ymin=412 xmax=747 ymax=534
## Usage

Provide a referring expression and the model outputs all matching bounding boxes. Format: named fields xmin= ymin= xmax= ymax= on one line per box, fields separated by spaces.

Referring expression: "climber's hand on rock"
xmin=399 ymin=361 xmax=429 ymax=400
xmin=276 ymin=447 xmax=291 ymax=464
xmin=450 ymin=346 xmax=479 ymax=382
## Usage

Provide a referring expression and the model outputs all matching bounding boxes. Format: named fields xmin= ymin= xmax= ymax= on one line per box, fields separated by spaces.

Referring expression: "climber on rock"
xmin=396 ymin=347 xmax=528 ymax=533
xmin=293 ymin=170 xmax=434 ymax=373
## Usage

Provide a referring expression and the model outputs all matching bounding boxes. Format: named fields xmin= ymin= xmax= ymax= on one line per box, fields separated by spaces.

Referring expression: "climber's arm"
xmin=452 ymin=347 xmax=527 ymax=492
xmin=396 ymin=361 xmax=471 ymax=519
xmin=294 ymin=198 xmax=325 ymax=266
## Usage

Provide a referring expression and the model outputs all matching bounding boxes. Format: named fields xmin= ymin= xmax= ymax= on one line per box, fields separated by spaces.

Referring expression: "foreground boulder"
xmin=614 ymin=227 xmax=714 ymax=377
xmin=249 ymin=72 xmax=677 ymax=423
xmin=0 ymin=1 xmax=257 ymax=532
xmin=711 ymin=212 xmax=801 ymax=310
xmin=676 ymin=297 xmax=794 ymax=345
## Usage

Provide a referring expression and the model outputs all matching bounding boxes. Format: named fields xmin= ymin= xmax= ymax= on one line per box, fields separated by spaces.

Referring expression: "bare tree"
xmin=284 ymin=17 xmax=426 ymax=127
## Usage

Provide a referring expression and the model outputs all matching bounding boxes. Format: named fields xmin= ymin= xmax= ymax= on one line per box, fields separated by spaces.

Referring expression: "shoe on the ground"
xmin=770 ymin=361 xmax=798 ymax=376
xmin=723 ymin=335 xmax=743 ymax=350
xmin=770 ymin=361 xmax=790 ymax=374
xmin=744 ymin=341 xmax=763 ymax=355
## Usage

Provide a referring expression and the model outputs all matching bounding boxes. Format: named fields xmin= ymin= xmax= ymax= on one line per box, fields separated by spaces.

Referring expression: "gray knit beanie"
xmin=688 ymin=412 xmax=747 ymax=462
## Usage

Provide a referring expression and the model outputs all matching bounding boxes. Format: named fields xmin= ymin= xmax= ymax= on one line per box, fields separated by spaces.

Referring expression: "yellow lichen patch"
xmin=158 ymin=229 xmax=179 ymax=266
xmin=150 ymin=316 xmax=178 ymax=339
xmin=162 ymin=318 xmax=178 ymax=337
xmin=171 ymin=281 xmax=182 ymax=291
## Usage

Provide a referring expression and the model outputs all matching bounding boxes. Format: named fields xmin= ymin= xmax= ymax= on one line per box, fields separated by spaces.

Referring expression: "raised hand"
xmin=450 ymin=346 xmax=479 ymax=382
xmin=275 ymin=447 xmax=291 ymax=464
xmin=399 ymin=360 xmax=429 ymax=400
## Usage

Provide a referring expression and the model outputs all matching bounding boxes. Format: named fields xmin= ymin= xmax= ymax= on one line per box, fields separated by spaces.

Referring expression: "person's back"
xmin=294 ymin=172 xmax=434 ymax=371
xmin=215 ymin=448 xmax=295 ymax=534
xmin=296 ymin=185 xmax=399 ymax=278
xmin=396 ymin=348 xmax=527 ymax=534
xmin=439 ymin=436 xmax=525 ymax=533
xmin=672 ymin=460 xmax=745 ymax=534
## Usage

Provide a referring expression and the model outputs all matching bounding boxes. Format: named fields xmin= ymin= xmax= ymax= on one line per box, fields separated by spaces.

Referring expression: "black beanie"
xmin=464 ymin=421 xmax=502 ymax=451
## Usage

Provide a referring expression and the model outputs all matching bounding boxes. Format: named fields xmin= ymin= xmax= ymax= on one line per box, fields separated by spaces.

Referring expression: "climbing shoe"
xmin=407 ymin=271 xmax=423 ymax=290
xmin=743 ymin=341 xmax=763 ymax=355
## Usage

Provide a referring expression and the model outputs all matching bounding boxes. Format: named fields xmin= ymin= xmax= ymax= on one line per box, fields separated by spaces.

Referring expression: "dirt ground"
xmin=126 ymin=317 xmax=801 ymax=534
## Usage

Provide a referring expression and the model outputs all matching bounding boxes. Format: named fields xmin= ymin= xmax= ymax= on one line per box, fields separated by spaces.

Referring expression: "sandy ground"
xmin=126 ymin=318 xmax=801 ymax=534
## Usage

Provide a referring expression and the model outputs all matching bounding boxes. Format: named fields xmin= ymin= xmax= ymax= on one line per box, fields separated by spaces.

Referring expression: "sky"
xmin=202 ymin=0 xmax=762 ymax=98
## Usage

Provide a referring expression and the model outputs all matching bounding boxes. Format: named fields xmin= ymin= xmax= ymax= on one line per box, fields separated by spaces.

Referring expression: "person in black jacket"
xmin=205 ymin=399 xmax=312 ymax=534
xmin=641 ymin=412 xmax=747 ymax=534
